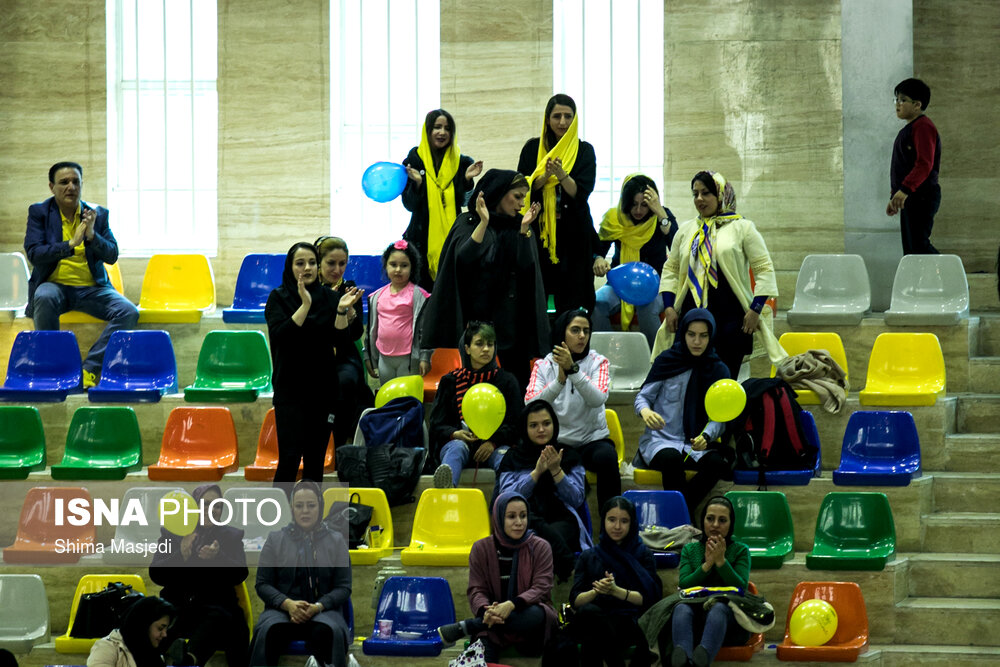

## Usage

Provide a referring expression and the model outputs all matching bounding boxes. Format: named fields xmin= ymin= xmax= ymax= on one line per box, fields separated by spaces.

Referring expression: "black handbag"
xmin=325 ymin=492 xmax=373 ymax=549
xmin=70 ymin=582 xmax=145 ymax=638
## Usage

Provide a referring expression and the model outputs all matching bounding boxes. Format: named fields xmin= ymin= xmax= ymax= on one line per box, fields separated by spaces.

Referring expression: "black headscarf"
xmin=551 ymin=308 xmax=592 ymax=361
xmin=594 ymin=496 xmax=662 ymax=612
xmin=642 ymin=308 xmax=730 ymax=439
xmin=118 ymin=596 xmax=175 ymax=667
xmin=498 ymin=399 xmax=581 ymax=474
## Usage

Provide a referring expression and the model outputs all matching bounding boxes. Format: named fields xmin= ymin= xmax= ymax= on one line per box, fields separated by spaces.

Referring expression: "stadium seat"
xmin=772 ymin=332 xmax=849 ymax=405
xmin=590 ymin=331 xmax=651 ymax=391
xmin=183 ymin=330 xmax=272 ymax=402
xmin=0 ymin=406 xmax=47 ymax=479
xmin=104 ymin=486 xmax=181 ymax=565
xmin=137 ymin=254 xmax=216 ymax=323
xmin=858 ymin=333 xmax=945 ymax=406
xmin=0 ymin=252 xmax=30 ymax=318
xmin=422 ymin=348 xmax=462 ymax=403
xmin=55 ymin=574 xmax=147 ymax=653
xmin=222 ymin=486 xmax=292 ymax=564
xmin=3 ymin=486 xmax=96 ymax=564
xmin=732 ymin=410 xmax=822 ymax=486
xmin=0 ymin=574 xmax=49 ymax=653
xmin=0 ymin=330 xmax=82 ymax=402
xmin=587 ymin=408 xmax=625 ymax=486
xmin=245 ymin=408 xmax=334 ymax=481
xmin=400 ymin=488 xmax=490 ymax=566
xmin=344 ymin=254 xmax=383 ymax=324
xmin=51 ymin=406 xmax=144 ymax=480
xmin=148 ymin=406 xmax=240 ymax=481
xmin=60 ymin=262 xmax=126 ymax=324
xmin=726 ymin=491 xmax=795 ymax=569
xmin=623 ymin=490 xmax=689 ymax=568
xmin=884 ymin=254 xmax=969 ymax=325
xmin=222 ymin=253 xmax=285 ymax=323
xmin=362 ymin=576 xmax=455 ymax=657
xmin=88 ymin=330 xmax=179 ymax=402
xmin=776 ymin=581 xmax=869 ymax=662
xmin=806 ymin=492 xmax=895 ymax=571
xmin=235 ymin=581 xmax=254 ymax=637
xmin=323 ymin=487 xmax=394 ymax=565
xmin=714 ymin=581 xmax=765 ymax=661
xmin=833 ymin=411 xmax=921 ymax=486
xmin=786 ymin=254 xmax=871 ymax=326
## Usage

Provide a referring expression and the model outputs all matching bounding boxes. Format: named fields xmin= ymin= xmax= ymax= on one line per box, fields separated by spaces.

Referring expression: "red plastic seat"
xmin=2 ymin=487 xmax=95 ymax=564
xmin=715 ymin=581 xmax=766 ymax=661
xmin=148 ymin=406 xmax=239 ymax=481
xmin=245 ymin=408 xmax=335 ymax=481
xmin=776 ymin=581 xmax=869 ymax=662
xmin=422 ymin=349 xmax=462 ymax=403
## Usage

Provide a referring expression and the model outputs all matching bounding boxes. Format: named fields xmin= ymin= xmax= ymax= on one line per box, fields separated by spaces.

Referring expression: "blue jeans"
xmin=671 ymin=600 xmax=747 ymax=663
xmin=593 ymin=284 xmax=664 ymax=348
xmin=32 ymin=282 xmax=139 ymax=374
xmin=440 ymin=439 xmax=508 ymax=486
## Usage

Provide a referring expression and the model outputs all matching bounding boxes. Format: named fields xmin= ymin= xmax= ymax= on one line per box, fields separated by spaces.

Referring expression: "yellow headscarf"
xmin=599 ymin=174 xmax=658 ymax=330
xmin=686 ymin=171 xmax=742 ymax=307
xmin=524 ymin=113 xmax=580 ymax=264
xmin=416 ymin=120 xmax=462 ymax=279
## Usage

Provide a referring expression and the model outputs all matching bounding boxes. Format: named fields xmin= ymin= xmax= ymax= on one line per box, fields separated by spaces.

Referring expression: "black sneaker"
xmin=692 ymin=645 xmax=710 ymax=667
xmin=670 ymin=644 xmax=691 ymax=667
xmin=437 ymin=621 xmax=466 ymax=646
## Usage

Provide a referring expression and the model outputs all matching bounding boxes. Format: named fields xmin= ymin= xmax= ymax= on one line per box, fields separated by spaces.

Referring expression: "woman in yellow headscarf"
xmin=517 ymin=94 xmax=599 ymax=314
xmin=402 ymin=109 xmax=482 ymax=291
xmin=592 ymin=174 xmax=678 ymax=347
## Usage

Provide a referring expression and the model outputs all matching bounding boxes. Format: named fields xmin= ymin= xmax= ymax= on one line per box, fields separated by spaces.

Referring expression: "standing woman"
xmin=265 ymin=242 xmax=361 ymax=484
xmin=653 ymin=171 xmax=784 ymax=380
xmin=518 ymin=94 xmax=599 ymax=314
xmin=402 ymin=109 xmax=482 ymax=291
xmin=87 ymin=597 xmax=176 ymax=667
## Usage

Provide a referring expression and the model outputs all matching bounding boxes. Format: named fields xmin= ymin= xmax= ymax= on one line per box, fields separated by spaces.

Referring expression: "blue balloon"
xmin=607 ymin=261 xmax=659 ymax=306
xmin=361 ymin=162 xmax=408 ymax=203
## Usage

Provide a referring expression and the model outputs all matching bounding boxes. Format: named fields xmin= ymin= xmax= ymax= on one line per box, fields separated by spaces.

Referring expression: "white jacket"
xmin=87 ymin=630 xmax=138 ymax=667
xmin=524 ymin=350 xmax=610 ymax=446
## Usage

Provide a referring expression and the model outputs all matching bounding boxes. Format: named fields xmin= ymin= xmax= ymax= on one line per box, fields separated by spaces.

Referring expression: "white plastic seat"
xmin=884 ymin=254 xmax=969 ymax=325
xmin=222 ymin=486 xmax=292 ymax=565
xmin=787 ymin=254 xmax=871 ymax=326
xmin=104 ymin=486 xmax=181 ymax=565
xmin=0 ymin=252 xmax=30 ymax=318
xmin=590 ymin=331 xmax=651 ymax=391
xmin=0 ymin=574 xmax=49 ymax=652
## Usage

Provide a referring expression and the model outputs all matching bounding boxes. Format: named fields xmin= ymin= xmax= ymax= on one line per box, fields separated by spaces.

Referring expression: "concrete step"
xmin=878 ymin=644 xmax=1000 ymax=667
xmin=955 ymin=394 xmax=1000 ymax=434
xmin=906 ymin=553 xmax=1000 ymax=598
xmin=932 ymin=473 xmax=1000 ymax=512
xmin=968 ymin=357 xmax=1000 ymax=393
xmin=895 ymin=597 xmax=1000 ymax=646
xmin=969 ymin=275 xmax=1000 ymax=313
xmin=941 ymin=433 xmax=1000 ymax=472
xmin=974 ymin=314 xmax=1000 ymax=355
xmin=922 ymin=512 xmax=1000 ymax=553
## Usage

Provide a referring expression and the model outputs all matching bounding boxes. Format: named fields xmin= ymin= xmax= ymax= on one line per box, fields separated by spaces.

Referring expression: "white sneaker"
xmin=433 ymin=463 xmax=454 ymax=488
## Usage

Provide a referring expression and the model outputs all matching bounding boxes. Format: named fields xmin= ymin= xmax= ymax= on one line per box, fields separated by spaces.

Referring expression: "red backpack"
xmin=734 ymin=378 xmax=817 ymax=488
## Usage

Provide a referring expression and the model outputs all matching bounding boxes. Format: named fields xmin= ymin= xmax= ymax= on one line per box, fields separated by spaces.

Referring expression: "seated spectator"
xmin=149 ymin=484 xmax=250 ymax=667
xmin=250 ymin=480 xmax=352 ymax=667
xmin=430 ymin=320 xmax=524 ymax=488
xmin=87 ymin=596 xmax=175 ymax=667
xmin=24 ymin=162 xmax=139 ymax=388
xmin=496 ymin=400 xmax=592 ymax=581
xmin=436 ymin=491 xmax=556 ymax=662
xmin=525 ymin=308 xmax=621 ymax=509
xmin=633 ymin=309 xmax=731 ymax=518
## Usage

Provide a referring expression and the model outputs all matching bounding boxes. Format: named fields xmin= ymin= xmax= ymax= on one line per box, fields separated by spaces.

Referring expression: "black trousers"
xmin=466 ymin=604 xmax=547 ymax=662
xmin=574 ymin=439 xmax=622 ymax=510
xmin=649 ymin=448 xmax=730 ymax=521
xmin=572 ymin=604 xmax=652 ymax=667
xmin=273 ymin=402 xmax=331 ymax=484
xmin=900 ymin=184 xmax=941 ymax=255
xmin=530 ymin=512 xmax=579 ymax=581
xmin=167 ymin=604 xmax=249 ymax=667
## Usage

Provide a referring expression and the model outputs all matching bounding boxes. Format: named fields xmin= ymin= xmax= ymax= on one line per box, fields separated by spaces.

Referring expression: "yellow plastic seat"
xmin=400 ymin=488 xmax=490 ymax=566
xmin=323 ymin=487 xmax=394 ymax=565
xmin=55 ymin=574 xmax=147 ymax=653
xmin=235 ymin=582 xmax=254 ymax=638
xmin=772 ymin=332 xmax=849 ymax=405
xmin=61 ymin=263 xmax=127 ymax=324
xmin=588 ymin=409 xmax=625 ymax=485
xmin=858 ymin=333 xmax=945 ymax=407
xmin=633 ymin=468 xmax=697 ymax=485
xmin=137 ymin=254 xmax=216 ymax=323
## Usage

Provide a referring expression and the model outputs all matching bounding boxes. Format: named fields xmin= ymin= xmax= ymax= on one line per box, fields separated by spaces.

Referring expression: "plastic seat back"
xmin=0 ymin=574 xmax=49 ymax=652
xmin=623 ymin=490 xmax=689 ymax=529
xmin=104 ymin=487 xmax=181 ymax=564
xmin=362 ymin=576 xmax=455 ymax=657
xmin=245 ymin=408 xmax=334 ymax=480
xmin=859 ymin=333 xmax=945 ymax=406
xmin=89 ymin=330 xmax=178 ymax=402
xmin=3 ymin=486 xmax=96 ymax=564
xmin=0 ymin=330 xmax=82 ymax=401
xmin=590 ymin=331 xmax=651 ymax=391
xmin=885 ymin=254 xmax=969 ymax=325
xmin=222 ymin=486 xmax=292 ymax=562
xmin=323 ymin=487 xmax=395 ymax=564
xmin=184 ymin=330 xmax=272 ymax=401
xmin=773 ymin=332 xmax=848 ymax=405
xmin=587 ymin=409 xmax=624 ymax=486
xmin=51 ymin=406 xmax=143 ymax=479
xmin=776 ymin=581 xmax=869 ymax=661
xmin=400 ymin=489 xmax=490 ymax=566
xmin=55 ymin=574 xmax=147 ymax=653
xmin=0 ymin=406 xmax=47 ymax=479
xmin=138 ymin=254 xmax=216 ymax=322
xmin=422 ymin=349 xmax=462 ymax=403
xmin=148 ymin=406 xmax=239 ymax=481
xmin=807 ymin=492 xmax=895 ymax=570
xmin=787 ymin=254 xmax=870 ymax=325
xmin=61 ymin=262 xmax=126 ymax=323
xmin=0 ymin=252 xmax=30 ymax=314
xmin=345 ymin=254 xmax=384 ymax=323
xmin=834 ymin=411 xmax=921 ymax=486
xmin=726 ymin=491 xmax=794 ymax=569
xmin=223 ymin=253 xmax=286 ymax=323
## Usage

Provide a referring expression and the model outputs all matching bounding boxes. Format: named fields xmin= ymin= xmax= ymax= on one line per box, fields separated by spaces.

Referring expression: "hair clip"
xmin=393 ymin=239 xmax=408 ymax=250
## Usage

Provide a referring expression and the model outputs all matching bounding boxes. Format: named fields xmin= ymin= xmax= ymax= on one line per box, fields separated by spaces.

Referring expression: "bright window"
xmin=106 ymin=0 xmax=218 ymax=255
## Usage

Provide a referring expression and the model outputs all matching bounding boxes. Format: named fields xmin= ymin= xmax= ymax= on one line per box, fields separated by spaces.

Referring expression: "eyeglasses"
xmin=893 ymin=96 xmax=913 ymax=105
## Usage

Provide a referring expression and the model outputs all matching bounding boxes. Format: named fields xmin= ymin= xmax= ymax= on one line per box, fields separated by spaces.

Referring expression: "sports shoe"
xmin=692 ymin=645 xmax=710 ymax=667
xmin=433 ymin=463 xmax=454 ymax=488
xmin=671 ymin=644 xmax=691 ymax=667
xmin=83 ymin=370 xmax=98 ymax=389
xmin=437 ymin=621 xmax=466 ymax=646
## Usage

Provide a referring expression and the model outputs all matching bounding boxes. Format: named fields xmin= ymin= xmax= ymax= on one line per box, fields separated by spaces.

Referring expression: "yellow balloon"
xmin=158 ymin=490 xmax=198 ymax=537
xmin=789 ymin=598 xmax=838 ymax=646
xmin=463 ymin=383 xmax=506 ymax=440
xmin=375 ymin=374 xmax=424 ymax=408
xmin=704 ymin=379 xmax=747 ymax=422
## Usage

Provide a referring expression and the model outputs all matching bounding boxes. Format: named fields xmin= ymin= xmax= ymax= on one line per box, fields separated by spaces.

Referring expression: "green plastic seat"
xmin=183 ymin=330 xmax=272 ymax=402
xmin=726 ymin=491 xmax=795 ymax=569
xmin=806 ymin=492 xmax=895 ymax=571
xmin=51 ymin=407 xmax=143 ymax=480
xmin=0 ymin=406 xmax=46 ymax=479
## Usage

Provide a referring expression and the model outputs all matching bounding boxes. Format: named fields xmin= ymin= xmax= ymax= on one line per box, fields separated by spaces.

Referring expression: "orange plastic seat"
xmin=60 ymin=262 xmax=126 ymax=324
xmin=776 ymin=581 xmax=869 ymax=662
xmin=3 ymin=487 xmax=95 ymax=564
xmin=422 ymin=349 xmax=462 ymax=403
xmin=245 ymin=408 xmax=334 ymax=481
xmin=715 ymin=581 xmax=766 ymax=661
xmin=148 ymin=406 xmax=239 ymax=481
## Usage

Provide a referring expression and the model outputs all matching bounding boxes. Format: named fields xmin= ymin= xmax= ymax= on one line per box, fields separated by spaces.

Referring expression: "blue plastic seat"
xmin=623 ymin=490 xmax=689 ymax=568
xmin=222 ymin=254 xmax=285 ymax=323
xmin=344 ymin=254 xmax=383 ymax=323
xmin=362 ymin=576 xmax=455 ymax=657
xmin=0 ymin=331 xmax=82 ymax=402
xmin=732 ymin=410 xmax=821 ymax=486
xmin=833 ymin=411 xmax=921 ymax=486
xmin=88 ymin=330 xmax=178 ymax=402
